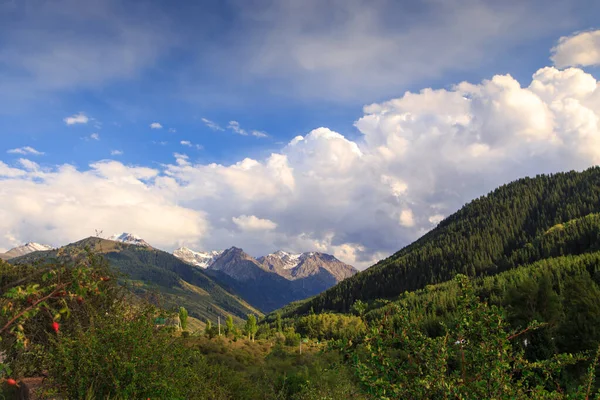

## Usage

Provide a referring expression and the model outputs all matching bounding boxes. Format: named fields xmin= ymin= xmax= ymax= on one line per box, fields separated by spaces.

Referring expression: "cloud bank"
xmin=1 ymin=65 xmax=599 ymax=267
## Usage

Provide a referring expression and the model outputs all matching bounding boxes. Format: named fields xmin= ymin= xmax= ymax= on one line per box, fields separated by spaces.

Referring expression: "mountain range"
xmin=4 ymin=232 xmax=357 ymax=316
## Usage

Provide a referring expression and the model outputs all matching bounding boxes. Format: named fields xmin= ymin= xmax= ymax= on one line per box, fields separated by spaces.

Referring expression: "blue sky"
xmin=1 ymin=0 xmax=600 ymax=268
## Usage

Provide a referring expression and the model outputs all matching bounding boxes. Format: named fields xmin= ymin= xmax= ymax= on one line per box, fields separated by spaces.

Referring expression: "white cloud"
xmin=227 ymin=121 xmax=247 ymax=136
xmin=0 ymin=161 xmax=27 ymax=178
xmin=228 ymin=121 xmax=269 ymax=138
xmin=232 ymin=215 xmax=277 ymax=231
xmin=150 ymin=122 xmax=163 ymax=129
xmin=7 ymin=146 xmax=44 ymax=155
xmin=201 ymin=118 xmax=224 ymax=131
xmin=551 ymin=30 xmax=600 ymax=68
xmin=399 ymin=209 xmax=414 ymax=227
xmin=64 ymin=113 xmax=89 ymax=125
xmin=169 ymin=128 xmax=177 ymax=133
xmin=110 ymin=150 xmax=123 ymax=156
xmin=180 ymin=140 xmax=203 ymax=150
xmin=251 ymin=130 xmax=269 ymax=138
xmin=90 ymin=133 xmax=100 ymax=140
xmin=428 ymin=214 xmax=445 ymax=225
xmin=0 ymin=160 xmax=206 ymax=251
xmin=1 ymin=62 xmax=600 ymax=269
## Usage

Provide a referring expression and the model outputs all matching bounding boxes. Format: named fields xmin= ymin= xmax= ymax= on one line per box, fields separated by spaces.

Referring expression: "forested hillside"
xmin=10 ymin=237 xmax=261 ymax=324
xmin=283 ymin=167 xmax=600 ymax=315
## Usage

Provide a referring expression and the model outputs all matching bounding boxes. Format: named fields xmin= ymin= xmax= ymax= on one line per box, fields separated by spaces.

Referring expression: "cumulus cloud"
xmin=0 ymin=160 xmax=206 ymax=250
xmin=1 ymin=64 xmax=600 ymax=269
xmin=150 ymin=122 xmax=163 ymax=129
xmin=551 ymin=30 xmax=600 ymax=68
xmin=232 ymin=215 xmax=277 ymax=231
xmin=201 ymin=118 xmax=224 ymax=131
xmin=64 ymin=113 xmax=89 ymax=125
xmin=90 ymin=133 xmax=100 ymax=140
xmin=7 ymin=146 xmax=44 ymax=155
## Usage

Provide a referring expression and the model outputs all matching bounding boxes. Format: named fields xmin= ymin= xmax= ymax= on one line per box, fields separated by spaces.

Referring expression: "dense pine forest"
xmin=4 ymin=168 xmax=600 ymax=398
xmin=282 ymin=167 xmax=600 ymax=315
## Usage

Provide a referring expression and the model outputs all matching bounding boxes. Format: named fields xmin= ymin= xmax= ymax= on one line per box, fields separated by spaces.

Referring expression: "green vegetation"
xmin=5 ymin=168 xmax=600 ymax=398
xmin=10 ymin=237 xmax=262 ymax=324
xmin=179 ymin=306 xmax=188 ymax=331
xmin=339 ymin=276 xmax=599 ymax=399
xmin=244 ymin=314 xmax=258 ymax=342
xmin=0 ymin=256 xmax=363 ymax=399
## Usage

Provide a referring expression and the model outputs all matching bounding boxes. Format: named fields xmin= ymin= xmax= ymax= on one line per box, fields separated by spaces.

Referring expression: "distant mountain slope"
xmin=284 ymin=167 xmax=600 ymax=315
xmin=173 ymin=246 xmax=358 ymax=312
xmin=173 ymin=247 xmax=223 ymax=268
xmin=258 ymin=251 xmax=357 ymax=281
xmin=10 ymin=237 xmax=261 ymax=324
xmin=0 ymin=242 xmax=53 ymax=260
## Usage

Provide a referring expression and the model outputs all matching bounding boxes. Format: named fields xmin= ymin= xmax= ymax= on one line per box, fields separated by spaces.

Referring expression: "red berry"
xmin=52 ymin=321 xmax=60 ymax=333
xmin=6 ymin=378 xmax=17 ymax=386
xmin=77 ymin=296 xmax=84 ymax=304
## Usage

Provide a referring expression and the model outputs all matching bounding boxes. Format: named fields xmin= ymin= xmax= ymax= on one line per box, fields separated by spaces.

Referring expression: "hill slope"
xmin=10 ymin=237 xmax=261 ymax=324
xmin=284 ymin=167 xmax=600 ymax=315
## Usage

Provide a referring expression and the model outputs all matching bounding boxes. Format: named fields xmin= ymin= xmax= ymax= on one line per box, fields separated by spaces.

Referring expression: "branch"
xmin=507 ymin=323 xmax=546 ymax=341
xmin=0 ymin=283 xmax=69 ymax=335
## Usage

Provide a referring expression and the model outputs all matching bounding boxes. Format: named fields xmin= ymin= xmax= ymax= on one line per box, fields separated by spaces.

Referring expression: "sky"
xmin=1 ymin=0 xmax=600 ymax=268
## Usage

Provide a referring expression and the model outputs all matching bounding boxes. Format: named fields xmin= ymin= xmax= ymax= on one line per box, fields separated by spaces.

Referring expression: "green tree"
xmin=225 ymin=315 xmax=234 ymax=336
xmin=179 ymin=306 xmax=188 ymax=332
xmin=340 ymin=275 xmax=590 ymax=399
xmin=351 ymin=299 xmax=367 ymax=317
xmin=244 ymin=314 xmax=258 ymax=342
xmin=205 ymin=319 xmax=212 ymax=338
xmin=275 ymin=312 xmax=282 ymax=333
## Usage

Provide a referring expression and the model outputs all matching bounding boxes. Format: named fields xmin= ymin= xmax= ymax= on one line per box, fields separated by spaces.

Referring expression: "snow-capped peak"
xmin=1 ymin=242 xmax=54 ymax=259
xmin=22 ymin=242 xmax=54 ymax=252
xmin=108 ymin=233 xmax=152 ymax=248
xmin=173 ymin=247 xmax=223 ymax=269
xmin=268 ymin=250 xmax=304 ymax=270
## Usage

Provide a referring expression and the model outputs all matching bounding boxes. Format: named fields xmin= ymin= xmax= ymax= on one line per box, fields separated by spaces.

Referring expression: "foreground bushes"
xmin=338 ymin=275 xmax=600 ymax=399
xmin=1 ymin=256 xmax=363 ymax=399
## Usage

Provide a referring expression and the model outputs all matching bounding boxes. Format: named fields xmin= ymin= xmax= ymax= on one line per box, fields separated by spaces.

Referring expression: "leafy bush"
xmin=339 ymin=275 xmax=599 ymax=399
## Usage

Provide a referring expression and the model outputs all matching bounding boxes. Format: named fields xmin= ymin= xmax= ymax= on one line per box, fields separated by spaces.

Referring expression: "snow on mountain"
xmin=173 ymin=247 xmax=223 ymax=269
xmin=1 ymin=242 xmax=54 ymax=260
xmin=271 ymin=250 xmax=303 ymax=270
xmin=108 ymin=233 xmax=152 ymax=248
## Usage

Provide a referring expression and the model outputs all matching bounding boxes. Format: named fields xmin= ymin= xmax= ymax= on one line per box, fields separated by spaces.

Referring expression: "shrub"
xmin=338 ymin=275 xmax=598 ymax=399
